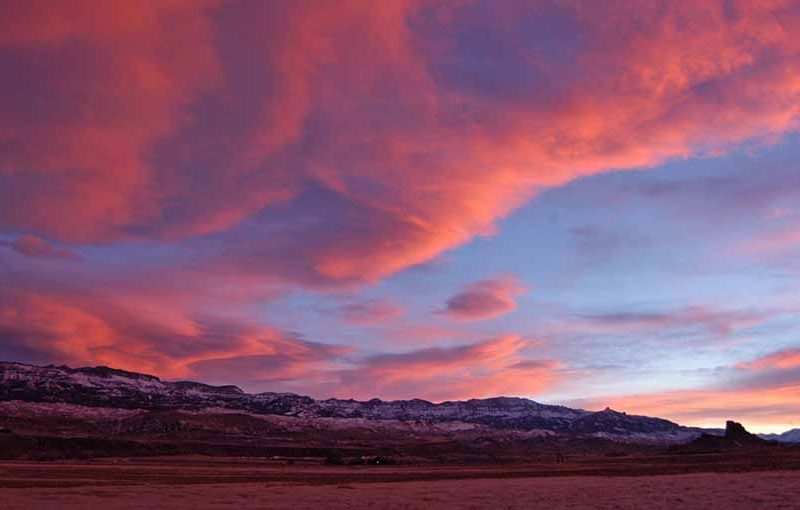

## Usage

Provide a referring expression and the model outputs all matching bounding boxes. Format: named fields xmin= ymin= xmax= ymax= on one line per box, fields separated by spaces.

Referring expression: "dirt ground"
xmin=2 ymin=457 xmax=800 ymax=509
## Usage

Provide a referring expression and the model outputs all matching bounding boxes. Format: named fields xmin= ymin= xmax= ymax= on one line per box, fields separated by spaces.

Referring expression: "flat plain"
xmin=2 ymin=455 xmax=800 ymax=509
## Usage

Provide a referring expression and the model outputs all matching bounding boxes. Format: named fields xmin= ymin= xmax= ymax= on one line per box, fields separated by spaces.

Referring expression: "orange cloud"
xmin=736 ymin=349 xmax=800 ymax=371
xmin=439 ymin=275 xmax=527 ymax=321
xmin=599 ymin=385 xmax=800 ymax=431
xmin=0 ymin=292 xmax=125 ymax=368
xmin=0 ymin=289 xmax=348 ymax=385
xmin=586 ymin=347 xmax=800 ymax=430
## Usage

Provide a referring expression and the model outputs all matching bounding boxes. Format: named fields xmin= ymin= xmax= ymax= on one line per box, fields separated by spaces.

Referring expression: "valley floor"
xmin=2 ymin=457 xmax=800 ymax=509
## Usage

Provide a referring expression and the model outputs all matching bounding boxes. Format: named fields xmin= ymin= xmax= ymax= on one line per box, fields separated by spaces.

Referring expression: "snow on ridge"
xmin=0 ymin=361 xmax=708 ymax=442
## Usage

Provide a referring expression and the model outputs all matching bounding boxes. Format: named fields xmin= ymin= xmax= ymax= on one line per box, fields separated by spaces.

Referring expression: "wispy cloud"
xmin=334 ymin=334 xmax=560 ymax=401
xmin=334 ymin=298 xmax=405 ymax=325
xmin=0 ymin=235 xmax=75 ymax=259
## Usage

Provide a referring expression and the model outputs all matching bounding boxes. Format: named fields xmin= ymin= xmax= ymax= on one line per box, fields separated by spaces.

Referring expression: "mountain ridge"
xmin=758 ymin=429 xmax=800 ymax=443
xmin=0 ymin=360 xmax=727 ymax=442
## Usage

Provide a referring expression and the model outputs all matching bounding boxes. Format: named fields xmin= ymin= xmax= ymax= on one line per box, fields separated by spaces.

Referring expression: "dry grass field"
xmin=2 ymin=455 xmax=800 ymax=509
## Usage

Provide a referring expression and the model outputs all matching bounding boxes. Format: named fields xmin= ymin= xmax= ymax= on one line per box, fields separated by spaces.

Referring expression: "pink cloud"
xmin=439 ymin=276 xmax=527 ymax=321
xmin=736 ymin=349 xmax=800 ymax=371
xmin=0 ymin=286 xmax=561 ymax=400
xmin=0 ymin=289 xmax=348 ymax=384
xmin=3 ymin=1 xmax=800 ymax=409
xmin=0 ymin=234 xmax=74 ymax=259
xmin=186 ymin=342 xmax=352 ymax=393
xmin=336 ymin=298 xmax=405 ymax=325
xmin=598 ymin=385 xmax=800 ymax=430
xmin=379 ymin=323 xmax=462 ymax=346
xmin=1 ymin=1 xmax=800 ymax=286
xmin=0 ymin=0 xmax=222 ymax=242
xmin=742 ymin=224 xmax=800 ymax=254
xmin=584 ymin=348 xmax=800 ymax=429
xmin=570 ymin=306 xmax=770 ymax=338
xmin=333 ymin=334 xmax=560 ymax=401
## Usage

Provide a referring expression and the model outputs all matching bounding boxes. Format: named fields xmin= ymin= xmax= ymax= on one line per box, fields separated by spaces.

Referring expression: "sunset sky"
xmin=2 ymin=1 xmax=800 ymax=432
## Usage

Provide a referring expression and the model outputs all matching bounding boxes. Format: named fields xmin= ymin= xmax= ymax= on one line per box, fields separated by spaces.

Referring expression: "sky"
xmin=1 ymin=0 xmax=800 ymax=433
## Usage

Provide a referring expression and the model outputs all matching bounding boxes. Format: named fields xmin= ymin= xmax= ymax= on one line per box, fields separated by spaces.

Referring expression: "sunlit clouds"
xmin=2 ymin=1 xmax=800 ymax=429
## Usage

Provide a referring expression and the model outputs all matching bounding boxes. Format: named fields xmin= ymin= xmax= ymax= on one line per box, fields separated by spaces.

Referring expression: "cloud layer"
xmin=334 ymin=335 xmax=560 ymax=401
xmin=588 ymin=347 xmax=800 ymax=429
xmin=2 ymin=1 xmax=800 ymax=413
xmin=3 ymin=1 xmax=800 ymax=285
xmin=0 ymin=235 xmax=74 ymax=259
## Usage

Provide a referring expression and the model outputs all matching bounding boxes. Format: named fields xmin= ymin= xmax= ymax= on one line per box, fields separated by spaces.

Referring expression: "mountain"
xmin=0 ymin=361 xmax=706 ymax=443
xmin=758 ymin=429 xmax=800 ymax=443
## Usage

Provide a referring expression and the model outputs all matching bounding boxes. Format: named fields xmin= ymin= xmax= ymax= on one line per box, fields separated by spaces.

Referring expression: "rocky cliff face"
xmin=671 ymin=420 xmax=773 ymax=453
xmin=0 ymin=361 xmax=704 ymax=442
